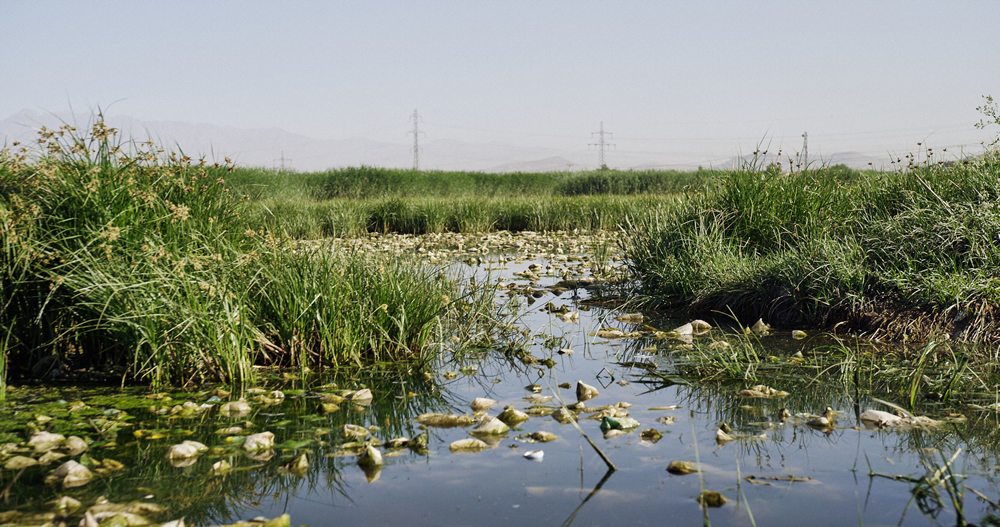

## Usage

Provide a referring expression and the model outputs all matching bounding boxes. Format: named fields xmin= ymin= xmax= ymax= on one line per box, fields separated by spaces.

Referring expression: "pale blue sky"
xmin=3 ymin=1 xmax=999 ymax=166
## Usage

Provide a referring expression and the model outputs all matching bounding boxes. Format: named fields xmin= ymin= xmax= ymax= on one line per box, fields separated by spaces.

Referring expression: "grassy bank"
xmin=0 ymin=122 xmax=499 ymax=389
xmin=228 ymin=164 xmax=716 ymax=200
xmin=627 ymin=153 xmax=1000 ymax=342
xmin=226 ymin=165 xmax=714 ymax=237
xmin=239 ymin=194 xmax=682 ymax=238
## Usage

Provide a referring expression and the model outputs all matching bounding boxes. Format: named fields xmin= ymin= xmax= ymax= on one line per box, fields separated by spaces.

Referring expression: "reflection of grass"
xmin=868 ymin=434 xmax=969 ymax=526
xmin=0 ymin=369 xmax=454 ymax=524
xmin=632 ymin=328 xmax=994 ymax=416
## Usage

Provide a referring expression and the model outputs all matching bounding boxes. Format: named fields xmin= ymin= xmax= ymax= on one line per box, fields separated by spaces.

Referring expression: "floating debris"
xmin=5 ymin=456 xmax=38 ymax=470
xmin=716 ymin=427 xmax=735 ymax=445
xmin=640 ymin=429 xmax=663 ymax=442
xmin=616 ymin=313 xmax=644 ymax=323
xmin=739 ymin=385 xmax=789 ymax=398
xmin=417 ymin=413 xmax=476 ymax=428
xmin=385 ymin=437 xmax=411 ymax=449
xmin=667 ymin=460 xmax=700 ymax=475
xmin=576 ymin=380 xmax=600 ymax=401
xmin=219 ymin=399 xmax=252 ymax=418
xmin=282 ymin=453 xmax=309 ymax=476
xmin=558 ymin=311 xmax=580 ymax=323
xmin=599 ymin=416 xmax=640 ymax=433
xmin=29 ymin=431 xmax=65 ymax=453
xmin=321 ymin=393 xmax=345 ymax=404
xmin=591 ymin=328 xmax=627 ymax=339
xmin=665 ymin=322 xmax=693 ymax=338
xmin=348 ymin=388 xmax=374 ymax=405
xmin=50 ymin=460 xmax=93 ymax=488
xmin=697 ymin=490 xmax=728 ymax=508
xmin=341 ymin=424 xmax=370 ymax=441
xmin=449 ymin=438 xmax=490 ymax=453
xmin=860 ymin=409 xmax=940 ymax=428
xmin=410 ymin=432 xmax=429 ymax=453
xmin=165 ymin=441 xmax=208 ymax=465
xmin=551 ymin=407 xmax=576 ymax=424
xmin=530 ymin=431 xmax=558 ymax=443
xmin=358 ymin=445 xmax=383 ymax=467
xmin=498 ymin=406 xmax=530 ymax=426
xmin=470 ymin=397 xmax=497 ymax=412
xmin=527 ymin=405 xmax=556 ymax=417
xmin=523 ymin=450 xmax=544 ymax=461
xmin=243 ymin=432 xmax=275 ymax=451
xmin=211 ymin=460 xmax=232 ymax=476
xmin=749 ymin=318 xmax=771 ymax=335
xmin=472 ymin=415 xmax=510 ymax=436
xmin=691 ymin=319 xmax=712 ymax=332
xmin=216 ymin=426 xmax=243 ymax=436
xmin=48 ymin=495 xmax=81 ymax=515
xmin=805 ymin=408 xmax=837 ymax=429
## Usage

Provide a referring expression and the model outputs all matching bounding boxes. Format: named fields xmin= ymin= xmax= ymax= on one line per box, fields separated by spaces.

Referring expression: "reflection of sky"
xmin=246 ymin=258 xmax=999 ymax=527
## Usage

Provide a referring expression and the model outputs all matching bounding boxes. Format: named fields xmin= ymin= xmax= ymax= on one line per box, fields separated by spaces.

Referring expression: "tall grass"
xmin=225 ymin=165 xmax=714 ymax=238
xmin=228 ymin=165 xmax=718 ymax=201
xmin=237 ymin=194 xmax=684 ymax=238
xmin=0 ymin=120 xmax=500 ymax=388
xmin=627 ymin=152 xmax=1000 ymax=341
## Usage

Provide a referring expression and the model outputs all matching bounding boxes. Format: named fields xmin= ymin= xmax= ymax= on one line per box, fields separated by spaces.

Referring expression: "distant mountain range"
xmin=1 ymin=110 xmax=889 ymax=172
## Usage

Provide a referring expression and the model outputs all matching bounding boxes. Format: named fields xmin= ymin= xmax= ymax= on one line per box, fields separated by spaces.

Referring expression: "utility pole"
xmin=801 ymin=132 xmax=808 ymax=170
xmin=590 ymin=121 xmax=615 ymax=170
xmin=273 ymin=151 xmax=292 ymax=171
xmin=409 ymin=109 xmax=424 ymax=170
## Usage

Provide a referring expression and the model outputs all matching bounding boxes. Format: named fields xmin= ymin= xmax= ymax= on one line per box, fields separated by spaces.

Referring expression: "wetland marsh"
xmin=4 ymin=233 xmax=1000 ymax=526
xmin=5 ymin=122 xmax=1000 ymax=526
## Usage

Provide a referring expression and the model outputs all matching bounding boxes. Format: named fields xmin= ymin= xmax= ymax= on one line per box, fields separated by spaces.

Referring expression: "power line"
xmin=409 ymin=109 xmax=425 ymax=170
xmin=801 ymin=131 xmax=808 ymax=170
xmin=273 ymin=151 xmax=293 ymax=171
xmin=589 ymin=121 xmax=615 ymax=169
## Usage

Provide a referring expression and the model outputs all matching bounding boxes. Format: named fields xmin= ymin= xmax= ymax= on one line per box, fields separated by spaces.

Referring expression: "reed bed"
xmin=627 ymin=152 xmax=1000 ymax=342
xmin=0 ymin=121 xmax=499 ymax=390
xmin=228 ymin=165 xmax=716 ymax=201
xmin=226 ymin=165 xmax=712 ymax=238
xmin=240 ymin=194 xmax=681 ymax=238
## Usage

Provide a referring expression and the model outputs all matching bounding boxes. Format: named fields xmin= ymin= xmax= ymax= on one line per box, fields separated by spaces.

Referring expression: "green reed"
xmin=627 ymin=151 xmax=1000 ymax=342
xmin=0 ymin=119 xmax=503 ymax=388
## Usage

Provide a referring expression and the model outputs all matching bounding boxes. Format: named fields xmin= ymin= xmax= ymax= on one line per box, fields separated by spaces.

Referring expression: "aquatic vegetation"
xmin=0 ymin=120 xmax=506 ymax=388
xmin=627 ymin=150 xmax=1000 ymax=342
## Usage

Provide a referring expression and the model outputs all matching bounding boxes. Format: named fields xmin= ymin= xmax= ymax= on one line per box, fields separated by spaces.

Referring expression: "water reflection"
xmin=3 ymin=250 xmax=1000 ymax=526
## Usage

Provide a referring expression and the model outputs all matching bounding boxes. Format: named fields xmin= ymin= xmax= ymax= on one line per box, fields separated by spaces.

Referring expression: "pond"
xmin=2 ymin=231 xmax=1000 ymax=526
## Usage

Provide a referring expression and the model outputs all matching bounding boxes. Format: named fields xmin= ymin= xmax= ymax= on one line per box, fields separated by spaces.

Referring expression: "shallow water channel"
xmin=4 ymin=232 xmax=1000 ymax=526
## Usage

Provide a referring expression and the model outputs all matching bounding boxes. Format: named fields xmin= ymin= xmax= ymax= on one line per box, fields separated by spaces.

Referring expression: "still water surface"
xmin=3 ymin=245 xmax=1000 ymax=526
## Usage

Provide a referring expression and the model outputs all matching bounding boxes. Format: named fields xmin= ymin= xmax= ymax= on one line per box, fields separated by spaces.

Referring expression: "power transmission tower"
xmin=590 ymin=121 xmax=615 ymax=170
xmin=801 ymin=132 xmax=808 ymax=170
xmin=409 ymin=109 xmax=425 ymax=170
xmin=273 ymin=151 xmax=293 ymax=171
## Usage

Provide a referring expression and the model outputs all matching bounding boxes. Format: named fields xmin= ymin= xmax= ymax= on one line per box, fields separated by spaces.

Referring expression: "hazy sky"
xmin=3 ymin=1 xmax=999 ymax=167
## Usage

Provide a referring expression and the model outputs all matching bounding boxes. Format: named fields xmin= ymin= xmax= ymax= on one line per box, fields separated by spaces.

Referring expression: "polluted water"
xmin=1 ymin=231 xmax=999 ymax=526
